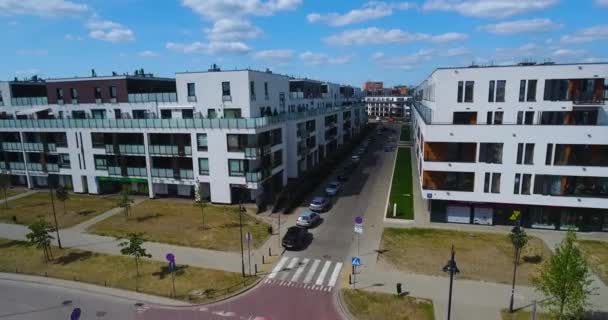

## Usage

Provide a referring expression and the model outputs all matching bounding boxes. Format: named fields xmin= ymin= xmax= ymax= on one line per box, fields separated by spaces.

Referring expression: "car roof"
xmin=299 ymin=210 xmax=316 ymax=217
xmin=312 ymin=196 xmax=326 ymax=202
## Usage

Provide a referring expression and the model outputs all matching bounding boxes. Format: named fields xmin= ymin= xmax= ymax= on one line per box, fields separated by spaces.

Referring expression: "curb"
xmin=335 ymin=287 xmax=356 ymax=320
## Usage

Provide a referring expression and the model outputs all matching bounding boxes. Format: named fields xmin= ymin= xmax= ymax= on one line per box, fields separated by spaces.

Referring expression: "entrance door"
xmin=447 ymin=205 xmax=470 ymax=224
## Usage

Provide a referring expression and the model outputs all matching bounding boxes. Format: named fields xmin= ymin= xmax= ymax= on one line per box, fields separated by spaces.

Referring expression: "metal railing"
xmin=149 ymin=145 xmax=192 ymax=156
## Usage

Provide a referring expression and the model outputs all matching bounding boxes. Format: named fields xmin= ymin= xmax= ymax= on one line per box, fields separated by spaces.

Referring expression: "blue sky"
xmin=1 ymin=0 xmax=607 ymax=87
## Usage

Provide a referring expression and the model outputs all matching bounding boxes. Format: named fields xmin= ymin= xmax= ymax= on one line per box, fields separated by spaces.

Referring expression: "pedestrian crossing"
xmin=264 ymin=256 xmax=343 ymax=292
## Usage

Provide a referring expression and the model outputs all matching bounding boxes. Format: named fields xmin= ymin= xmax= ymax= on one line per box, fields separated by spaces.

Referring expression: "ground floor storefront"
xmin=429 ymin=200 xmax=608 ymax=232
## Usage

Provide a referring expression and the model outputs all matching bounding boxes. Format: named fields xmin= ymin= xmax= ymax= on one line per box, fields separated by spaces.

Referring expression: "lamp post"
xmin=442 ymin=245 xmax=460 ymax=320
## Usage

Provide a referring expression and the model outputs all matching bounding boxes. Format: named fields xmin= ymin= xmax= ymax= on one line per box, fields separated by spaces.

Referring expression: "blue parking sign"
xmin=351 ymin=257 xmax=361 ymax=267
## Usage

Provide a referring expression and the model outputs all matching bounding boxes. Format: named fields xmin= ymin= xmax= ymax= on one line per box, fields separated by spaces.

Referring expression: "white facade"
xmin=412 ymin=62 xmax=608 ymax=230
xmin=364 ymin=96 xmax=410 ymax=117
xmin=0 ymin=70 xmax=365 ymax=206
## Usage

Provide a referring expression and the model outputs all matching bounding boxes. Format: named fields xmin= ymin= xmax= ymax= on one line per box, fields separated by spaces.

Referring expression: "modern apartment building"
xmin=412 ymin=62 xmax=608 ymax=232
xmin=0 ymin=68 xmax=365 ymax=206
xmin=365 ymin=96 xmax=411 ymax=118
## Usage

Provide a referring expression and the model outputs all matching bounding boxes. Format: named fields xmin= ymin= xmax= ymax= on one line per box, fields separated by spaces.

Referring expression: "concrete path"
xmin=66 ymin=198 xmax=146 ymax=232
xmin=0 ymin=189 xmax=37 ymax=206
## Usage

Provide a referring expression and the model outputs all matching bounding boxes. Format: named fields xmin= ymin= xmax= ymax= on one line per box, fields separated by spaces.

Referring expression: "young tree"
xmin=117 ymin=184 xmax=133 ymax=219
xmin=0 ymin=172 xmax=9 ymax=209
xmin=533 ymin=230 xmax=594 ymax=319
xmin=119 ymin=233 xmax=151 ymax=290
xmin=194 ymin=183 xmax=208 ymax=230
xmin=26 ymin=219 xmax=55 ymax=263
xmin=508 ymin=224 xmax=529 ymax=312
xmin=55 ymin=186 xmax=69 ymax=215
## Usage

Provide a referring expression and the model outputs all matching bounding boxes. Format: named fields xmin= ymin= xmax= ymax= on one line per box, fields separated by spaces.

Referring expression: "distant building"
xmin=363 ymin=81 xmax=383 ymax=92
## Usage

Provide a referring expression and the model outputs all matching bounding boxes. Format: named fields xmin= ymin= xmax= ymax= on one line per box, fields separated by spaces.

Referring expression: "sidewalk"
xmin=0 ymin=189 xmax=38 ymax=205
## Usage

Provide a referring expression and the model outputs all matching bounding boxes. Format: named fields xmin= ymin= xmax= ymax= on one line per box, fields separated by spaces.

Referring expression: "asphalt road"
xmin=0 ymin=278 xmax=137 ymax=320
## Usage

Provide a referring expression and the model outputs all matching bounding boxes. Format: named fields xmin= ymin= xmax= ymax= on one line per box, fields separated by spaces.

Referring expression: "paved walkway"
xmin=0 ymin=189 xmax=38 ymax=205
xmin=66 ymin=198 xmax=147 ymax=232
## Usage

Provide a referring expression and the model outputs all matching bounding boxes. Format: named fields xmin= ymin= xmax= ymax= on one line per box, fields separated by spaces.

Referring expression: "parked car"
xmin=351 ymin=155 xmax=361 ymax=163
xmin=296 ymin=210 xmax=321 ymax=227
xmin=325 ymin=181 xmax=342 ymax=196
xmin=337 ymin=171 xmax=349 ymax=182
xmin=309 ymin=196 xmax=330 ymax=212
xmin=282 ymin=226 xmax=309 ymax=250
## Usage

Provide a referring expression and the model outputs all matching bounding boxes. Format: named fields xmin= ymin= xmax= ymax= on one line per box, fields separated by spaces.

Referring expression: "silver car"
xmin=325 ymin=181 xmax=342 ymax=196
xmin=309 ymin=196 xmax=330 ymax=212
xmin=296 ymin=211 xmax=321 ymax=227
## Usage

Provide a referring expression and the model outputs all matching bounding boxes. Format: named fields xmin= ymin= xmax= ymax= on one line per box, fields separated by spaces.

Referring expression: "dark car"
xmin=337 ymin=171 xmax=349 ymax=182
xmin=282 ymin=226 xmax=309 ymax=250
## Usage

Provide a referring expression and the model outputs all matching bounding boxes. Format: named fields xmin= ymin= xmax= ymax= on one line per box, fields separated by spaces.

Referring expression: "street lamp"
xmin=442 ymin=245 xmax=460 ymax=320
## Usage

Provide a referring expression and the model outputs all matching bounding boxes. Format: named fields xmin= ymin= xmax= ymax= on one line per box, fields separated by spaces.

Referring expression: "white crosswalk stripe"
xmin=328 ymin=262 xmax=343 ymax=287
xmin=291 ymin=258 xmax=309 ymax=282
xmin=268 ymin=256 xmax=289 ymax=279
xmin=278 ymin=257 xmax=299 ymax=281
xmin=303 ymin=259 xmax=321 ymax=284
xmin=315 ymin=261 xmax=332 ymax=286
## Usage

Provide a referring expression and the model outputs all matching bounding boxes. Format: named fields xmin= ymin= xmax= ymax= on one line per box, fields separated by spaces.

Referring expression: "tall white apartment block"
xmin=412 ymin=62 xmax=608 ymax=232
xmin=0 ymin=68 xmax=365 ymax=207
xmin=364 ymin=96 xmax=411 ymax=118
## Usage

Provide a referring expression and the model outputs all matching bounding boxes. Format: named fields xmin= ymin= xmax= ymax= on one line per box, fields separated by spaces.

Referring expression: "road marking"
xmin=291 ymin=258 xmax=309 ymax=282
xmin=315 ymin=261 xmax=332 ymax=286
xmin=278 ymin=257 xmax=299 ymax=280
xmin=268 ymin=256 xmax=289 ymax=279
xmin=303 ymin=259 xmax=321 ymax=284
xmin=327 ymin=262 xmax=343 ymax=287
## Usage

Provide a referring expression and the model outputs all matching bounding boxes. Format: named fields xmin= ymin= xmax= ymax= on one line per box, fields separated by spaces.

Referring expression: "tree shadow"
xmin=522 ymin=255 xmax=543 ymax=264
xmin=77 ymin=210 xmax=95 ymax=216
xmin=133 ymin=213 xmax=163 ymax=222
xmin=152 ymin=264 xmax=188 ymax=279
xmin=52 ymin=251 xmax=93 ymax=265
xmin=0 ymin=240 xmax=21 ymax=249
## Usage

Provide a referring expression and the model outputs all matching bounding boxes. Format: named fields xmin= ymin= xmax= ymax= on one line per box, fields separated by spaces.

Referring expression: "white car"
xmin=325 ymin=181 xmax=342 ymax=196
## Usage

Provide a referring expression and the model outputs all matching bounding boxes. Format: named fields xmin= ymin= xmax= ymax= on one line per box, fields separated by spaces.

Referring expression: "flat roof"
xmin=45 ymin=75 xmax=175 ymax=83
xmin=434 ymin=61 xmax=608 ymax=71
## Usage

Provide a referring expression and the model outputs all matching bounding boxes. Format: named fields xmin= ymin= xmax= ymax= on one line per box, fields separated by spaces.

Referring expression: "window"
xmin=228 ymin=159 xmax=247 ymax=176
xmin=457 ymin=81 xmax=463 ymax=102
xmin=110 ymin=86 xmax=117 ymax=99
xmin=488 ymin=80 xmax=495 ymax=102
xmin=71 ymin=111 xmax=86 ymax=119
xmin=264 ymin=82 xmax=269 ymax=100
xmin=187 ymin=83 xmax=196 ymax=97
xmin=132 ymin=110 xmax=146 ymax=119
xmin=94 ymin=156 xmax=107 ymax=170
xmin=198 ymin=158 xmax=209 ymax=175
xmin=182 ymin=109 xmax=193 ymax=119
xmin=227 ymin=134 xmax=247 ymax=152
xmin=222 ymin=81 xmax=231 ymax=96
xmin=524 ymin=144 xmax=535 ymax=164
xmin=524 ymin=111 xmax=534 ymax=125
xmin=527 ymin=80 xmax=537 ymax=101
xmin=521 ymin=174 xmax=532 ymax=194
xmin=545 ymin=144 xmax=553 ymax=165
xmin=464 ymin=81 xmax=474 ymax=102
xmin=250 ymin=81 xmax=256 ymax=100
xmin=519 ymin=80 xmax=526 ymax=102
xmin=94 ymin=87 xmax=102 ymax=100
xmin=197 ymin=134 xmax=208 ymax=151
xmin=479 ymin=143 xmax=503 ymax=164
xmin=160 ymin=109 xmax=172 ymax=119
xmin=493 ymin=111 xmax=503 ymax=124
xmin=495 ymin=80 xmax=506 ymax=102
xmin=517 ymin=143 xmax=524 ymax=164
xmin=57 ymin=88 xmax=64 ymax=100
xmin=71 ymin=88 xmax=78 ymax=99
xmin=207 ymin=109 xmax=217 ymax=119
xmin=517 ymin=111 xmax=523 ymax=124
xmin=484 ymin=172 xmax=490 ymax=193
xmin=272 ymin=150 xmax=282 ymax=168
xmin=491 ymin=173 xmax=501 ymax=193
xmin=486 ymin=112 xmax=493 ymax=124
xmin=91 ymin=109 xmax=106 ymax=119
xmin=514 ymin=173 xmax=521 ymax=194
xmin=59 ymin=154 xmax=71 ymax=168
xmin=224 ymin=108 xmax=241 ymax=119
xmin=453 ymin=112 xmax=477 ymax=124
xmin=91 ymin=133 xmax=104 ymax=148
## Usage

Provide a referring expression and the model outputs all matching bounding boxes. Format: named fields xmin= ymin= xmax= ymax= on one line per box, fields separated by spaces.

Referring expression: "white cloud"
xmin=15 ymin=68 xmax=40 ymax=76
xmin=422 ymin=0 xmax=557 ymax=19
xmin=299 ymin=51 xmax=352 ymax=65
xmin=551 ymin=48 xmax=586 ymax=57
xmin=442 ymin=47 xmax=471 ymax=57
xmin=371 ymin=49 xmax=435 ymax=69
xmin=86 ymin=19 xmax=134 ymax=43
xmin=205 ymin=19 xmax=263 ymax=41
xmin=478 ymin=18 xmax=560 ymax=35
xmin=166 ymin=41 xmax=251 ymax=55
xmin=307 ymin=1 xmax=413 ymax=27
xmin=180 ymin=0 xmax=302 ymax=20
xmin=596 ymin=0 xmax=608 ymax=6
xmin=560 ymin=25 xmax=608 ymax=44
xmin=253 ymin=49 xmax=294 ymax=62
xmin=138 ymin=50 xmax=158 ymax=57
xmin=64 ymin=33 xmax=83 ymax=41
xmin=324 ymin=27 xmax=467 ymax=46
xmin=0 ymin=0 xmax=88 ymax=17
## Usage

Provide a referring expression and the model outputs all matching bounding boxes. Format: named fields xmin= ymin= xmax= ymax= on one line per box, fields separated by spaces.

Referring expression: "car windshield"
xmin=329 ymin=183 xmax=338 ymax=188
xmin=299 ymin=216 xmax=309 ymax=221
xmin=312 ymin=197 xmax=324 ymax=204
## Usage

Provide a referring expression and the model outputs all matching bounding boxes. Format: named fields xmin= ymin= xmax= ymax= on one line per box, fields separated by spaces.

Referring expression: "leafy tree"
xmin=0 ymin=173 xmax=9 ymax=209
xmin=533 ymin=230 xmax=594 ymax=319
xmin=26 ymin=219 xmax=54 ymax=263
xmin=194 ymin=183 xmax=209 ymax=230
xmin=119 ymin=233 xmax=151 ymax=290
xmin=55 ymin=186 xmax=69 ymax=215
xmin=117 ymin=184 xmax=134 ymax=219
xmin=508 ymin=224 xmax=529 ymax=312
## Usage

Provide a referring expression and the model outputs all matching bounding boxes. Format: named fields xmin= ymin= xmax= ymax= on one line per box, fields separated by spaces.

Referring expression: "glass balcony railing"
xmin=151 ymin=168 xmax=194 ymax=179
xmin=245 ymin=147 xmax=261 ymax=158
xmin=180 ymin=170 xmax=193 ymax=179
xmin=105 ymin=144 xmax=145 ymax=155
xmin=128 ymin=92 xmax=177 ymax=103
xmin=245 ymin=170 xmax=270 ymax=183
xmin=149 ymin=145 xmax=192 ymax=156
xmin=108 ymin=166 xmax=147 ymax=177
xmin=22 ymin=143 xmax=57 ymax=152
xmin=26 ymin=163 xmax=43 ymax=172
xmin=47 ymin=163 xmax=59 ymax=172
xmin=11 ymin=96 xmax=48 ymax=106
xmin=1 ymin=142 xmax=22 ymax=151
xmin=108 ymin=166 xmax=121 ymax=176
xmin=7 ymin=162 xmax=26 ymax=171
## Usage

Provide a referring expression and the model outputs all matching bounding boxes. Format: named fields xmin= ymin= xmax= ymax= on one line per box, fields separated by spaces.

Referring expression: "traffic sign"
xmin=351 ymin=257 xmax=361 ymax=267
xmin=168 ymin=261 xmax=176 ymax=272
xmin=354 ymin=224 xmax=363 ymax=234
xmin=70 ymin=308 xmax=81 ymax=320
xmin=246 ymin=232 xmax=253 ymax=242
xmin=165 ymin=253 xmax=175 ymax=262
xmin=355 ymin=216 xmax=363 ymax=224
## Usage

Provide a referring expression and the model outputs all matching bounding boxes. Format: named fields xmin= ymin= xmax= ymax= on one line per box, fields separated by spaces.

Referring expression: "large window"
xmin=488 ymin=80 xmax=495 ymax=102
xmin=222 ymin=81 xmax=231 ymax=96
xmin=422 ymin=171 xmax=474 ymax=192
xmin=187 ymin=83 xmax=196 ymax=97
xmin=197 ymin=134 xmax=208 ymax=151
xmin=228 ymin=159 xmax=247 ymax=177
xmin=484 ymin=172 xmax=501 ymax=193
xmin=516 ymin=143 xmax=534 ymax=165
xmin=464 ymin=81 xmax=474 ymax=102
xmin=479 ymin=143 xmax=503 ymax=164
xmin=453 ymin=112 xmax=477 ymax=124
xmin=495 ymin=80 xmax=506 ymax=102
xmin=224 ymin=108 xmax=242 ymax=119
xmin=227 ymin=134 xmax=247 ymax=152
xmin=527 ymin=80 xmax=537 ymax=101
xmin=250 ymin=81 xmax=256 ymax=100
xmin=521 ymin=174 xmax=532 ymax=194
xmin=457 ymin=81 xmax=463 ymax=102
xmin=198 ymin=158 xmax=209 ymax=175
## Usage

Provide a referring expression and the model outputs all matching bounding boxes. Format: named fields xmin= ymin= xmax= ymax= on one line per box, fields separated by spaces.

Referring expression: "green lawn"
xmin=2 ymin=188 xmax=28 ymax=200
xmin=381 ymin=228 xmax=552 ymax=285
xmin=501 ymin=309 xmax=550 ymax=320
xmin=0 ymin=238 xmax=255 ymax=303
xmin=400 ymin=125 xmax=411 ymax=141
xmin=342 ymin=289 xmax=434 ymax=320
xmin=0 ymin=192 xmax=118 ymax=228
xmin=578 ymin=240 xmax=608 ymax=285
xmin=89 ymin=199 xmax=271 ymax=252
xmin=387 ymin=148 xmax=414 ymax=219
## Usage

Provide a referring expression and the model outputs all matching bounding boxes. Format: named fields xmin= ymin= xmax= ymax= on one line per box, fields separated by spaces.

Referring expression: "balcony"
xmin=8 ymin=162 xmax=26 ymax=171
xmin=245 ymin=169 xmax=270 ymax=183
xmin=23 ymin=143 xmax=57 ymax=152
xmin=108 ymin=166 xmax=147 ymax=177
xmin=422 ymin=171 xmax=475 ymax=192
xmin=423 ymin=142 xmax=476 ymax=163
xmin=149 ymin=145 xmax=192 ymax=156
xmin=534 ymin=175 xmax=608 ymax=199
xmin=128 ymin=92 xmax=178 ymax=103
xmin=1 ymin=142 xmax=22 ymax=151
xmin=11 ymin=97 xmax=48 ymax=106
xmin=245 ymin=147 xmax=261 ymax=159
xmin=26 ymin=163 xmax=43 ymax=172
xmin=105 ymin=144 xmax=145 ymax=155
xmin=151 ymin=168 xmax=192 ymax=179
xmin=553 ymin=144 xmax=608 ymax=167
